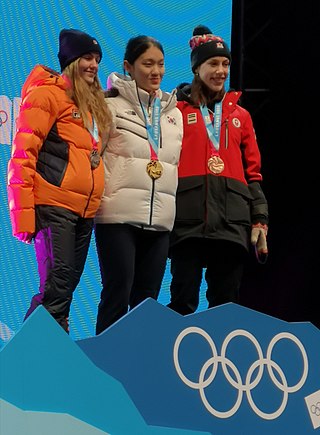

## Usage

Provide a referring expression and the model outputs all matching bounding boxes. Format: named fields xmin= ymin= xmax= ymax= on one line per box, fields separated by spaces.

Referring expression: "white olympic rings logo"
xmin=173 ymin=327 xmax=308 ymax=420
xmin=311 ymin=402 xmax=320 ymax=416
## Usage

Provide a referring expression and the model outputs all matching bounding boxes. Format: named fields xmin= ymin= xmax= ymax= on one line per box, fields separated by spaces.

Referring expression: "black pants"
xmin=24 ymin=205 xmax=93 ymax=332
xmin=94 ymin=223 xmax=170 ymax=334
xmin=168 ymin=238 xmax=247 ymax=315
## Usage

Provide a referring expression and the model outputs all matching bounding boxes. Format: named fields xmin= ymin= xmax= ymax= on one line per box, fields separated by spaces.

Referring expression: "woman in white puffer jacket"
xmin=94 ymin=35 xmax=183 ymax=334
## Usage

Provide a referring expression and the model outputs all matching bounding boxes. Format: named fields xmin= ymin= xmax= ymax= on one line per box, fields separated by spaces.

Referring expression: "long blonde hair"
xmin=64 ymin=58 xmax=111 ymax=142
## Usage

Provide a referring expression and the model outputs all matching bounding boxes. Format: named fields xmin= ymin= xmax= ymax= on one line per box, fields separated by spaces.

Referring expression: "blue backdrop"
xmin=0 ymin=0 xmax=232 ymax=340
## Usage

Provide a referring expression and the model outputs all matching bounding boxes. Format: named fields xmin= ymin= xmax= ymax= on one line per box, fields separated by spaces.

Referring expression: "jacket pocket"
xmin=175 ymin=177 xmax=205 ymax=222
xmin=225 ymin=178 xmax=252 ymax=225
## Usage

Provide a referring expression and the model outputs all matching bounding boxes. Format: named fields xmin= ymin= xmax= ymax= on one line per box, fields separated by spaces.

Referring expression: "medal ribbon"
xmin=200 ymin=101 xmax=222 ymax=156
xmin=87 ymin=116 xmax=99 ymax=149
xmin=141 ymin=95 xmax=161 ymax=160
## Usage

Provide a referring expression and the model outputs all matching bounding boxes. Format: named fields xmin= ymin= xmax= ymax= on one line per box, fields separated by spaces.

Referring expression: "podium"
xmin=1 ymin=299 xmax=319 ymax=434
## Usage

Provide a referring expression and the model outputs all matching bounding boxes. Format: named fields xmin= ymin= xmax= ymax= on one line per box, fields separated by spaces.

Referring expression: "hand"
xmin=251 ymin=223 xmax=268 ymax=264
xmin=15 ymin=232 xmax=34 ymax=244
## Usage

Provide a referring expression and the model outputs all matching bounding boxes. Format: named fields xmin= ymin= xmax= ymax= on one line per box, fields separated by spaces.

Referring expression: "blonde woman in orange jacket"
xmin=7 ymin=29 xmax=111 ymax=333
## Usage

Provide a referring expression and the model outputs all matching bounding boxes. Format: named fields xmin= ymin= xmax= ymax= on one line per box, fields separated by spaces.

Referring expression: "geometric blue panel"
xmin=0 ymin=305 xmax=209 ymax=434
xmin=77 ymin=299 xmax=320 ymax=434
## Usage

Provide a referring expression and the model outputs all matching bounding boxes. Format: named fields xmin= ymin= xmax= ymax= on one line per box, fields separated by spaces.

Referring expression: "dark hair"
xmin=124 ymin=35 xmax=164 ymax=65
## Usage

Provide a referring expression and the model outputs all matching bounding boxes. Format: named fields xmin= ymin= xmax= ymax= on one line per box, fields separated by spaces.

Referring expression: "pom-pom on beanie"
xmin=190 ymin=24 xmax=231 ymax=73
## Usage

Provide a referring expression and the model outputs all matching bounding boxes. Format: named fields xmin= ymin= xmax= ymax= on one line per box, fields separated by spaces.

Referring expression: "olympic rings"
xmin=0 ymin=110 xmax=8 ymax=127
xmin=173 ymin=326 xmax=308 ymax=420
xmin=311 ymin=402 xmax=320 ymax=416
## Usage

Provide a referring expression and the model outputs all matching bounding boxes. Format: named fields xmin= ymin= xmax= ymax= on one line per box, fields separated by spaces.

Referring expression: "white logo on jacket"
xmin=232 ymin=117 xmax=241 ymax=128
xmin=72 ymin=109 xmax=81 ymax=119
xmin=125 ymin=109 xmax=137 ymax=116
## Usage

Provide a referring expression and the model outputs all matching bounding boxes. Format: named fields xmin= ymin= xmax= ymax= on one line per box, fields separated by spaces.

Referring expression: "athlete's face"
xmin=197 ymin=56 xmax=230 ymax=93
xmin=78 ymin=52 xmax=101 ymax=85
xmin=124 ymin=45 xmax=165 ymax=93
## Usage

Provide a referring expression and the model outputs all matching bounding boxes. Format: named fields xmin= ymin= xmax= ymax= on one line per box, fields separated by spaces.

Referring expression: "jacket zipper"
xmin=149 ymin=179 xmax=156 ymax=225
xmin=83 ymin=168 xmax=95 ymax=217
xmin=225 ymin=118 xmax=229 ymax=149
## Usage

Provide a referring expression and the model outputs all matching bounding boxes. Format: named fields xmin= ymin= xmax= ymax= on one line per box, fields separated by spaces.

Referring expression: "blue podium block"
xmin=1 ymin=299 xmax=319 ymax=434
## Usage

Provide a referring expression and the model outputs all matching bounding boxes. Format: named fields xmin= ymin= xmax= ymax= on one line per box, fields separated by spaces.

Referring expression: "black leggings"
xmin=94 ymin=223 xmax=170 ymax=334
xmin=168 ymin=238 xmax=247 ymax=315
xmin=24 ymin=205 xmax=93 ymax=332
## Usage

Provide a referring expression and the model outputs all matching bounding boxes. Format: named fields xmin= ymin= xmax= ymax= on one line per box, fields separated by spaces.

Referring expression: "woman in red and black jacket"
xmin=168 ymin=25 xmax=269 ymax=315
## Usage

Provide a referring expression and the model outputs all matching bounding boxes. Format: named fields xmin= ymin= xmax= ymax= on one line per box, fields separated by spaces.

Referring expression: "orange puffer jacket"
xmin=7 ymin=64 xmax=104 ymax=236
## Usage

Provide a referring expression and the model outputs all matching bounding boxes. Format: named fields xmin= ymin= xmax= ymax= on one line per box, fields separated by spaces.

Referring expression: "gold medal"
xmin=90 ymin=149 xmax=100 ymax=169
xmin=208 ymin=155 xmax=224 ymax=174
xmin=146 ymin=160 xmax=163 ymax=179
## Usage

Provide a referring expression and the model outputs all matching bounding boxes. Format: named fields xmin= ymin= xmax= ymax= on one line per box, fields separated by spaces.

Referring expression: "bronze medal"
xmin=90 ymin=149 xmax=100 ymax=169
xmin=146 ymin=160 xmax=163 ymax=179
xmin=208 ymin=155 xmax=224 ymax=174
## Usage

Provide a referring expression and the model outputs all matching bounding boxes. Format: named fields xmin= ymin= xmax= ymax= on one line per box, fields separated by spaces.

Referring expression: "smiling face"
xmin=197 ymin=56 xmax=230 ymax=93
xmin=78 ymin=52 xmax=101 ymax=85
xmin=124 ymin=45 xmax=165 ymax=93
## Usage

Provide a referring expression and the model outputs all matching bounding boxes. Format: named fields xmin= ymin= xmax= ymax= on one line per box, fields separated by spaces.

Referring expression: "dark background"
xmin=230 ymin=0 xmax=319 ymax=327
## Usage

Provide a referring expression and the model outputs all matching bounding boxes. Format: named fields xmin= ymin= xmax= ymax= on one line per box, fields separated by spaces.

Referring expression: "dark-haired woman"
xmin=167 ymin=25 xmax=269 ymax=315
xmin=94 ymin=35 xmax=183 ymax=333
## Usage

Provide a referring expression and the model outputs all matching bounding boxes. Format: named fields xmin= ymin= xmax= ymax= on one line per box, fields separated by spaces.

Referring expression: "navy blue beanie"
xmin=58 ymin=28 xmax=102 ymax=72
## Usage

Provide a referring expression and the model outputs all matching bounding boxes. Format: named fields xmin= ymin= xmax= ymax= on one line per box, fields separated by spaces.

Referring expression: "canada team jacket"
xmin=7 ymin=65 xmax=105 ymax=236
xmin=171 ymin=89 xmax=268 ymax=250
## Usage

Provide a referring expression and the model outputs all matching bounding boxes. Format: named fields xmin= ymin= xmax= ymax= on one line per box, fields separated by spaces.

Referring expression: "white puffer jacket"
xmin=94 ymin=73 xmax=183 ymax=231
